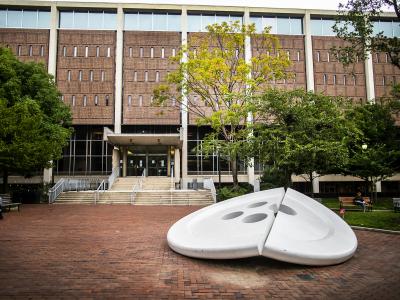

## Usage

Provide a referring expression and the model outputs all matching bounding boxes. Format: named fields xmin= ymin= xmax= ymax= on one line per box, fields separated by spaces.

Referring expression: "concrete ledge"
xmin=352 ymin=226 xmax=400 ymax=235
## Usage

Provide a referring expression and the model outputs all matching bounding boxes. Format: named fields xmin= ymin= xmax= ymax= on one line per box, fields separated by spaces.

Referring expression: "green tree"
xmin=0 ymin=47 xmax=72 ymax=192
xmin=332 ymin=0 xmax=400 ymax=69
xmin=252 ymin=89 xmax=353 ymax=196
xmin=154 ymin=22 xmax=291 ymax=187
xmin=343 ymin=102 xmax=400 ymax=200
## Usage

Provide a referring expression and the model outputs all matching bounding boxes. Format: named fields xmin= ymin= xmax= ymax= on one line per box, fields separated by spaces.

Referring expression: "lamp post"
xmin=217 ymin=145 xmax=221 ymax=189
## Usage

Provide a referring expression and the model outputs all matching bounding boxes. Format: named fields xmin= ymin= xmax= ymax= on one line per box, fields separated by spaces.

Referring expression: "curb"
xmin=351 ymin=226 xmax=400 ymax=235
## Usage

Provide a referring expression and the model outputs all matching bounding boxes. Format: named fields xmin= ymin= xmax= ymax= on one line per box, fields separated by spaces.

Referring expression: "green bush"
xmin=217 ymin=183 xmax=253 ymax=201
xmin=260 ymin=167 xmax=291 ymax=190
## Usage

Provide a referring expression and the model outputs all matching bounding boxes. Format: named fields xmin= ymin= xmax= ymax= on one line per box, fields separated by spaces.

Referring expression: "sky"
xmin=35 ymin=0 xmax=345 ymax=10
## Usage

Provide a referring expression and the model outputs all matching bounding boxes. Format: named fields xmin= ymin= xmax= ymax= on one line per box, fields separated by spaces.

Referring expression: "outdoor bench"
xmin=0 ymin=194 xmax=21 ymax=212
xmin=393 ymin=198 xmax=400 ymax=212
xmin=339 ymin=196 xmax=372 ymax=212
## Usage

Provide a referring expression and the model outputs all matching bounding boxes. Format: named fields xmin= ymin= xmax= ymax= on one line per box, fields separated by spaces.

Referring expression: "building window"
xmin=29 ymin=45 xmax=33 ymax=56
xmin=67 ymin=70 xmax=71 ymax=81
xmin=105 ymin=95 xmax=109 ymax=106
xmin=73 ymin=46 xmax=77 ymax=57
xmin=63 ymin=46 xmax=67 ymax=57
xmin=140 ymin=47 xmax=144 ymax=58
xmin=40 ymin=45 xmax=44 ymax=56
xmin=310 ymin=18 xmax=335 ymax=36
xmin=101 ymin=71 xmax=105 ymax=82
xmin=124 ymin=11 xmax=181 ymax=31
xmin=17 ymin=45 xmax=22 ymax=56
xmin=155 ymin=71 xmax=160 ymax=82
xmin=129 ymin=47 xmax=132 ymax=57
xmin=316 ymin=51 xmax=320 ymax=62
xmin=323 ymin=74 xmax=327 ymax=85
xmin=134 ymin=71 xmax=137 ymax=82
xmin=150 ymin=47 xmax=154 ymax=58
xmin=333 ymin=75 xmax=337 ymax=85
xmin=0 ymin=8 xmax=51 ymax=29
xmin=107 ymin=47 xmax=111 ymax=57
xmin=327 ymin=52 xmax=330 ymax=62
xmin=375 ymin=53 xmax=379 ymax=63
xmin=94 ymin=95 xmax=98 ymax=106
xmin=172 ymin=48 xmax=176 ymax=57
xmin=382 ymin=76 xmax=386 ymax=85
xmin=128 ymin=95 xmax=132 ymax=106
xmin=352 ymin=75 xmax=356 ymax=85
xmin=139 ymin=95 xmax=143 ymax=106
xmin=250 ymin=15 xmax=302 ymax=35
xmin=59 ymin=10 xmax=117 ymax=30
xmin=161 ymin=47 xmax=165 ymax=58
xmin=96 ymin=46 xmax=100 ymax=57
xmin=172 ymin=97 xmax=176 ymax=106
xmin=85 ymin=46 xmax=89 ymax=57
xmin=145 ymin=71 xmax=148 ymax=82
xmin=79 ymin=70 xmax=82 ymax=81
xmin=72 ymin=95 xmax=76 ymax=106
xmin=90 ymin=70 xmax=94 ymax=82
xmin=83 ymin=95 xmax=87 ymax=106
xmin=343 ymin=75 xmax=347 ymax=85
xmin=297 ymin=51 xmax=300 ymax=61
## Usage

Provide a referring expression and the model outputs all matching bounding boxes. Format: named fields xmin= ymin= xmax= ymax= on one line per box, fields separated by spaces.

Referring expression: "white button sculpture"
xmin=167 ymin=188 xmax=357 ymax=266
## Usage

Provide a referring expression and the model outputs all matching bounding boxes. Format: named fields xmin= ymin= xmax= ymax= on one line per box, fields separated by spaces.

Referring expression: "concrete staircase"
xmin=54 ymin=176 xmax=213 ymax=206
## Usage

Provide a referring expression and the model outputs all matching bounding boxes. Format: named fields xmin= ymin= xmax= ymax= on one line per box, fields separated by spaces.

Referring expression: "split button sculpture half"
xmin=167 ymin=188 xmax=357 ymax=266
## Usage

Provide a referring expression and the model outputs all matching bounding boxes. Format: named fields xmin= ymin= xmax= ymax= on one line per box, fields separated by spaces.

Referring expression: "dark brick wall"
xmin=0 ymin=29 xmax=49 ymax=67
xmin=57 ymin=30 xmax=116 ymax=125
xmin=123 ymin=31 xmax=181 ymax=125
xmin=312 ymin=36 xmax=366 ymax=101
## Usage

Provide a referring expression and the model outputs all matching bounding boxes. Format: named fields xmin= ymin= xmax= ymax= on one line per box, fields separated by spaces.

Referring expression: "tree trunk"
xmin=2 ymin=169 xmax=8 ymax=194
xmin=230 ymin=156 xmax=239 ymax=189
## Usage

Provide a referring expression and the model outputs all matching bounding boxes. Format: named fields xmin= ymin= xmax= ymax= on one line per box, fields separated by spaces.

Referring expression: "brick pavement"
xmin=0 ymin=205 xmax=399 ymax=299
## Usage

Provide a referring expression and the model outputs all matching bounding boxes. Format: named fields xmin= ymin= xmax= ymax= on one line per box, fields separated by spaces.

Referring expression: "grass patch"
xmin=341 ymin=211 xmax=400 ymax=231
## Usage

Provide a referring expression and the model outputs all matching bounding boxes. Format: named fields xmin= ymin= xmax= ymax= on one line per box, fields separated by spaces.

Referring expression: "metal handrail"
xmin=48 ymin=178 xmax=65 ymax=204
xmin=94 ymin=179 xmax=106 ymax=204
xmin=108 ymin=166 xmax=120 ymax=190
xmin=130 ymin=170 xmax=145 ymax=205
xmin=204 ymin=178 xmax=217 ymax=203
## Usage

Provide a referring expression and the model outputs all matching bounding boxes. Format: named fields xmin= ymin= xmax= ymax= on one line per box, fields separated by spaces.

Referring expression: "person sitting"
xmin=353 ymin=191 xmax=366 ymax=210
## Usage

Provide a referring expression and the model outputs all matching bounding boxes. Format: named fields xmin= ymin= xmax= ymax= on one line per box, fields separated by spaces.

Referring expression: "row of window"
xmin=320 ymin=74 xmax=359 ymax=85
xmin=0 ymin=8 xmax=50 ymax=29
xmin=126 ymin=95 xmax=176 ymax=107
xmin=250 ymin=16 xmax=303 ymax=35
xmin=11 ymin=44 xmax=46 ymax=57
xmin=59 ymin=10 xmax=117 ymax=30
xmin=63 ymin=95 xmax=111 ymax=107
xmin=61 ymin=46 xmax=112 ymax=58
xmin=65 ymin=70 xmax=108 ymax=82
xmin=126 ymin=46 xmax=176 ymax=58
xmin=126 ymin=71 xmax=164 ymax=82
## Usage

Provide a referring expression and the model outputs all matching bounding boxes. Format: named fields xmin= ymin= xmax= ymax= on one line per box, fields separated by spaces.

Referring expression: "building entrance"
xmin=125 ymin=145 xmax=171 ymax=177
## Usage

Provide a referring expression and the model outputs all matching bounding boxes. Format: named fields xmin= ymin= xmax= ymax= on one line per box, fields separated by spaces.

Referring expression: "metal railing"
xmin=48 ymin=177 xmax=102 ymax=204
xmin=204 ymin=178 xmax=217 ymax=203
xmin=94 ymin=180 xmax=106 ymax=204
xmin=130 ymin=170 xmax=145 ymax=205
xmin=108 ymin=166 xmax=120 ymax=190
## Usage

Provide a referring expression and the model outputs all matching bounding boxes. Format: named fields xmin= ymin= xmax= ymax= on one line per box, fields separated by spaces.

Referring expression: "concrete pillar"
xmin=365 ymin=51 xmax=375 ymax=103
xmin=312 ymin=172 xmax=320 ymax=194
xmin=112 ymin=147 xmax=120 ymax=171
xmin=43 ymin=4 xmax=59 ymax=184
xmin=174 ymin=148 xmax=181 ymax=183
xmin=375 ymin=180 xmax=382 ymax=193
xmin=122 ymin=147 xmax=127 ymax=177
xmin=114 ymin=5 xmax=124 ymax=134
xmin=304 ymin=11 xmax=315 ymax=92
xmin=244 ymin=8 xmax=255 ymax=186
xmin=181 ymin=7 xmax=188 ymax=188
xmin=167 ymin=146 xmax=171 ymax=177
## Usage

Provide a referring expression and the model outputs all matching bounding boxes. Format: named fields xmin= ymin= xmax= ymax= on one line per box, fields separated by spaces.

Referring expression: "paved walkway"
xmin=0 ymin=205 xmax=399 ymax=299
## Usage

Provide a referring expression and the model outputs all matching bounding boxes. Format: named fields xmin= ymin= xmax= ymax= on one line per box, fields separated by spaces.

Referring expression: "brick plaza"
xmin=0 ymin=205 xmax=399 ymax=299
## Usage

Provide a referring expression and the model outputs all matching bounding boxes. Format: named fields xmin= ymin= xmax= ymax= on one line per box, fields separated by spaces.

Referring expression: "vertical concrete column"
xmin=43 ymin=4 xmax=59 ymax=184
xmin=312 ymin=172 xmax=320 ymax=194
xmin=167 ymin=146 xmax=171 ymax=177
xmin=375 ymin=180 xmax=382 ymax=193
xmin=122 ymin=147 xmax=127 ymax=177
xmin=181 ymin=7 xmax=188 ymax=188
xmin=244 ymin=8 xmax=255 ymax=186
xmin=304 ymin=11 xmax=315 ymax=92
xmin=174 ymin=148 xmax=181 ymax=184
xmin=112 ymin=147 xmax=120 ymax=171
xmin=114 ymin=5 xmax=124 ymax=134
xmin=365 ymin=51 xmax=376 ymax=103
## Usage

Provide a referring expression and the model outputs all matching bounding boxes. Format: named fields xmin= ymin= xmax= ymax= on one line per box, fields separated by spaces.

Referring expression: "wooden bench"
xmin=393 ymin=198 xmax=400 ymax=212
xmin=339 ymin=196 xmax=372 ymax=212
xmin=0 ymin=194 xmax=21 ymax=212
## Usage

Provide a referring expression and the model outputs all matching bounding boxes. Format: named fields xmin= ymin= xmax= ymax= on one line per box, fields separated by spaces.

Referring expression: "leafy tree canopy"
xmin=332 ymin=0 xmax=400 ymax=69
xmin=0 ymin=47 xmax=72 ymax=191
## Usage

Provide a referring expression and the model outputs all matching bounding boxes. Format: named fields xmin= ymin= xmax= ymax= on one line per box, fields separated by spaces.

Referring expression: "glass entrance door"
xmin=148 ymin=155 xmax=168 ymax=176
xmin=127 ymin=155 xmax=146 ymax=176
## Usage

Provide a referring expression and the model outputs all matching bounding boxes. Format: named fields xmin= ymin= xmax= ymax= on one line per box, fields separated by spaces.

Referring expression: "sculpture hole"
xmin=269 ymin=204 xmax=278 ymax=213
xmin=222 ymin=211 xmax=244 ymax=220
xmin=242 ymin=213 xmax=268 ymax=223
xmin=247 ymin=201 xmax=268 ymax=208
xmin=279 ymin=204 xmax=297 ymax=216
